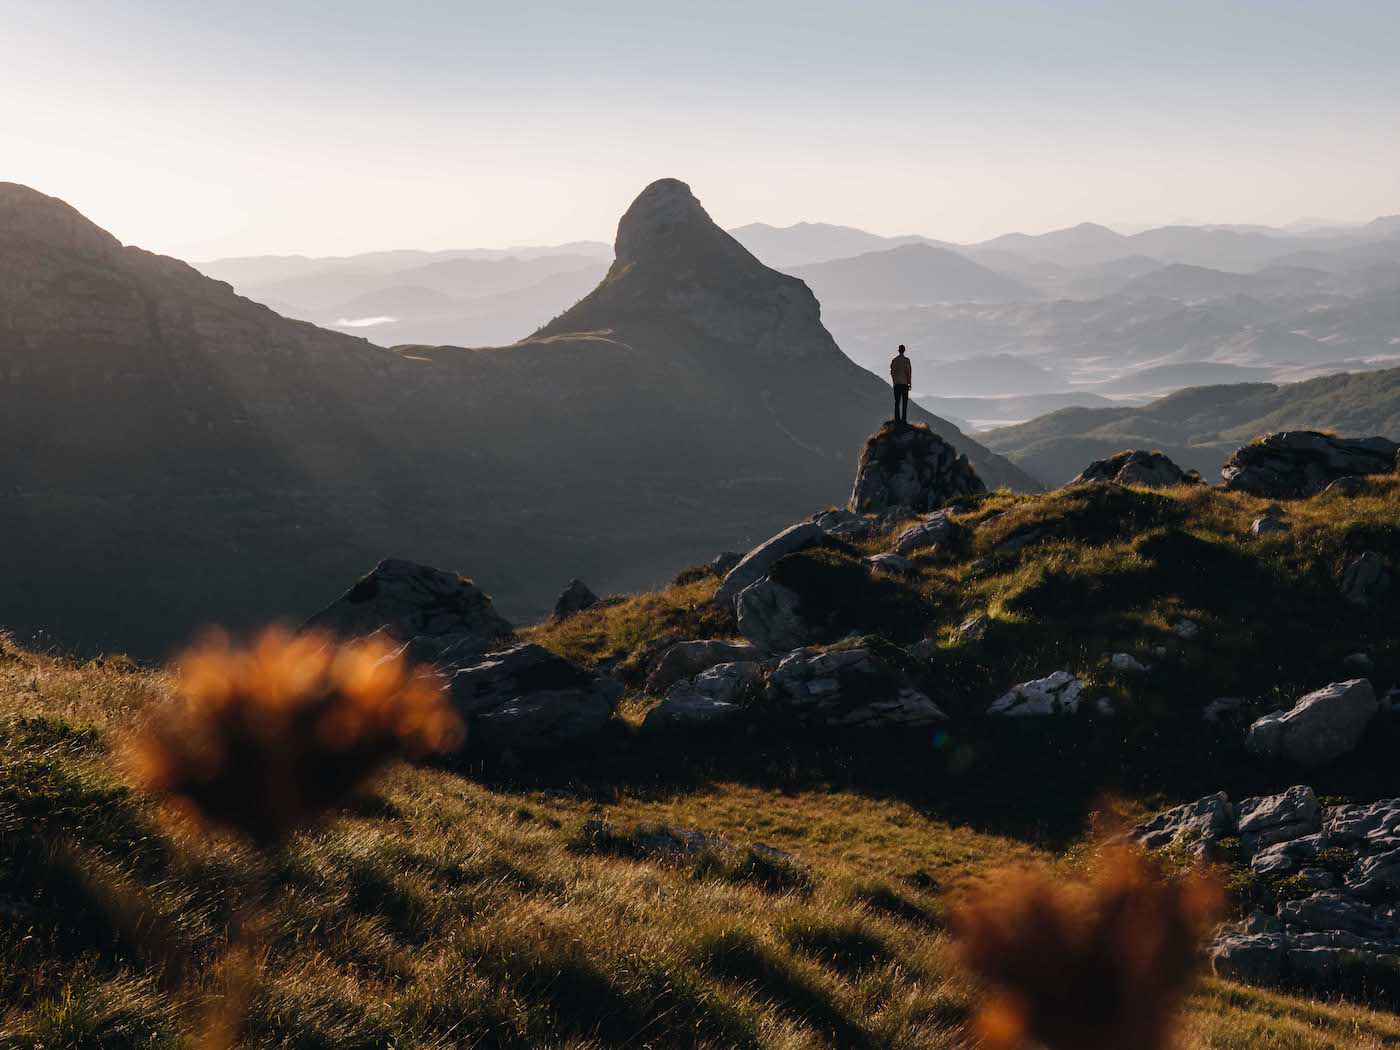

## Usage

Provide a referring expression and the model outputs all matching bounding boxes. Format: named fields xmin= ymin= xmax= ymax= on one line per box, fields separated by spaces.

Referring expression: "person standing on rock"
xmin=890 ymin=345 xmax=912 ymax=423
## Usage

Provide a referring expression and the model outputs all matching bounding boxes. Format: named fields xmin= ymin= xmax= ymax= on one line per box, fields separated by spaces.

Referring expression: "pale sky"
xmin=6 ymin=0 xmax=1399 ymax=259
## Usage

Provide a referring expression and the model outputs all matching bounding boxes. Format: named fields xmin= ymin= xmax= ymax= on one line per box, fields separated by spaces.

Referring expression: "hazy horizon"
xmin=9 ymin=0 xmax=1400 ymax=260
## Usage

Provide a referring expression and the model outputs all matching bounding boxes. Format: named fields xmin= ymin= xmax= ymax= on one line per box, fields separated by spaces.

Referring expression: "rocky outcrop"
xmin=446 ymin=643 xmax=621 ymax=750
xmin=986 ymin=671 xmax=1083 ymax=717
xmin=645 ymin=639 xmax=760 ymax=694
xmin=764 ymin=645 xmax=947 ymax=729
xmin=1221 ymin=431 xmax=1399 ymax=498
xmin=304 ymin=559 xmax=513 ymax=654
xmin=553 ymin=579 xmax=600 ymax=618
xmin=849 ymin=422 xmax=985 ymax=515
xmin=1245 ymin=679 xmax=1378 ymax=768
xmin=1138 ymin=790 xmax=1400 ymax=995
xmin=713 ymin=522 xmax=824 ymax=609
xmin=1072 ymin=450 xmax=1201 ymax=488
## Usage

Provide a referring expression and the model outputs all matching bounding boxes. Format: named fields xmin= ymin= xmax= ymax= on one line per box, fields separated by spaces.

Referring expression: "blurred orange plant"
xmin=953 ymin=842 xmax=1223 ymax=1050
xmin=129 ymin=627 xmax=462 ymax=844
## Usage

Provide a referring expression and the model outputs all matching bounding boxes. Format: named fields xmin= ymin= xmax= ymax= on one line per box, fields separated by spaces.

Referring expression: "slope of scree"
xmin=0 ymin=179 xmax=1032 ymax=657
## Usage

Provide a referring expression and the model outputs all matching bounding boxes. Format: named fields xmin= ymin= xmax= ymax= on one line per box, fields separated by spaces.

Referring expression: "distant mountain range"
xmin=979 ymin=367 xmax=1400 ymax=485
xmin=0 ymin=179 xmax=1031 ymax=657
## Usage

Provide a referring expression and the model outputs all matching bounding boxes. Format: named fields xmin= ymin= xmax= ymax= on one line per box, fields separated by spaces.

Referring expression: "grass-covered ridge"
xmin=4 ymin=474 xmax=1400 ymax=1046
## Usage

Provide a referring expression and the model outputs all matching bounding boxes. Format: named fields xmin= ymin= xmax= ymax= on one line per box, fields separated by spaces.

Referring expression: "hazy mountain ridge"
xmin=980 ymin=367 xmax=1400 ymax=485
xmin=0 ymin=179 xmax=1031 ymax=657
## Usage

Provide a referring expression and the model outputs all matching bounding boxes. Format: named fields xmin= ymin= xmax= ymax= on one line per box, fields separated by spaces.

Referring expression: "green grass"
xmin=3 ymin=476 xmax=1400 ymax=1046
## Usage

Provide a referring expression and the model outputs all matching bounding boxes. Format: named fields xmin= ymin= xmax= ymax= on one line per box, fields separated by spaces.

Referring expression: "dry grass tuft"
xmin=127 ymin=627 xmax=461 ymax=844
xmin=954 ymin=842 xmax=1223 ymax=1050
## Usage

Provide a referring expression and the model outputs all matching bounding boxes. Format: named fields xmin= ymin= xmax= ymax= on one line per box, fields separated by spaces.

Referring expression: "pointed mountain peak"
xmin=612 ymin=177 xmax=758 ymax=274
xmin=0 ymin=182 xmax=122 ymax=263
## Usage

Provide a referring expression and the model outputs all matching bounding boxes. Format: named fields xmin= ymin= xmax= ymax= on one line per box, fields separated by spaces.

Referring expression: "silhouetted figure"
xmin=890 ymin=344 xmax=912 ymax=423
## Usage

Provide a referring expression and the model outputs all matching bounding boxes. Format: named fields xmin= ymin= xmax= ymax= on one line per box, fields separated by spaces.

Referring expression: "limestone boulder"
xmin=1245 ymin=680 xmax=1377 ymax=768
xmin=645 ymin=639 xmax=760 ymax=693
xmin=986 ymin=671 xmax=1083 ymax=717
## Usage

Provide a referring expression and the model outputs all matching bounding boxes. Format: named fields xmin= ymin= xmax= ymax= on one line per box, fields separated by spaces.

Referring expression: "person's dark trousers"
xmin=893 ymin=384 xmax=910 ymax=422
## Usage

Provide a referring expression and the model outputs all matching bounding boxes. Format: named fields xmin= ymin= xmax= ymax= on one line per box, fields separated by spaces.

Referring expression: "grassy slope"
xmin=5 ymin=477 xmax=1400 ymax=1047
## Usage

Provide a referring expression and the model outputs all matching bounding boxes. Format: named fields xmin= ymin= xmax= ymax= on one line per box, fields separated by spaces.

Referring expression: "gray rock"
xmin=1346 ymin=849 xmax=1400 ymax=900
xmin=713 ymin=521 xmax=824 ymax=609
xmin=1277 ymin=891 xmax=1393 ymax=939
xmin=1251 ymin=515 xmax=1291 ymax=536
xmin=1325 ymin=800 xmax=1400 ymax=847
xmin=582 ymin=820 xmax=733 ymax=857
xmin=1132 ymin=791 xmax=1235 ymax=854
xmin=1072 ymin=449 xmax=1201 ymax=488
xmin=450 ymin=643 xmax=621 ymax=750
xmin=641 ymin=685 xmax=743 ymax=734
xmin=958 ymin=613 xmax=990 ymax=642
xmin=1342 ymin=552 xmax=1391 ymax=606
xmin=304 ymin=558 xmax=514 ymax=653
xmin=553 ymin=578 xmax=600 ymax=618
xmin=1250 ymin=834 xmax=1327 ymax=876
xmin=849 ymin=422 xmax=986 ymax=514
xmin=1222 ymin=431 xmax=1400 ymax=498
xmin=645 ymin=639 xmax=760 ymax=694
xmin=1244 ymin=910 xmax=1283 ymax=934
xmin=765 ymin=646 xmax=948 ymax=729
xmin=1344 ymin=651 xmax=1375 ymax=673
xmin=892 ymin=511 xmax=964 ymax=556
xmin=1286 ymin=948 xmax=1341 ymax=985
xmin=1322 ymin=476 xmax=1368 ymax=497
xmin=736 ymin=579 xmax=809 ymax=652
xmin=810 ymin=508 xmax=879 ymax=540
xmin=1245 ymin=680 xmax=1377 ymax=768
xmin=987 ymin=671 xmax=1083 ymax=718
xmin=1173 ymin=618 xmax=1201 ymax=640
xmin=866 ymin=552 xmax=913 ymax=575
xmin=1238 ymin=786 xmax=1322 ymax=852
xmin=1210 ymin=933 xmax=1286 ymax=985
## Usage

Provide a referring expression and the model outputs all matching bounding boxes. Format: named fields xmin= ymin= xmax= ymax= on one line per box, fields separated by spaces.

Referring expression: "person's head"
xmin=897 ymin=344 xmax=906 ymax=356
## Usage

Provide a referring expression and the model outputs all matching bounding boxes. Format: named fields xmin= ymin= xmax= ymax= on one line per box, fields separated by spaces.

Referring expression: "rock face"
xmin=713 ymin=522 xmax=824 ymax=609
xmin=1342 ymin=552 xmax=1391 ymax=606
xmin=1222 ymin=431 xmax=1400 ymax=498
xmin=986 ymin=671 xmax=1083 ymax=717
xmin=849 ymin=422 xmax=986 ymax=515
xmin=764 ymin=646 xmax=947 ymax=729
xmin=1072 ymin=450 xmax=1200 ymax=487
xmin=448 ymin=643 xmax=622 ymax=751
xmin=553 ymin=579 xmax=600 ymax=618
xmin=1139 ymin=790 xmax=1400 ymax=995
xmin=304 ymin=559 xmax=514 ymax=654
xmin=1245 ymin=679 xmax=1378 ymax=768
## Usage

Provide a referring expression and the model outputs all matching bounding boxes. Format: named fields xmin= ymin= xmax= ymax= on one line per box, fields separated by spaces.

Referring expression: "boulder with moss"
xmin=850 ymin=421 xmax=985 ymax=515
xmin=304 ymin=558 xmax=513 ymax=655
xmin=1072 ymin=449 xmax=1201 ymax=488
xmin=764 ymin=642 xmax=947 ymax=729
xmin=1221 ymin=432 xmax=1399 ymax=498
